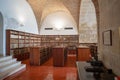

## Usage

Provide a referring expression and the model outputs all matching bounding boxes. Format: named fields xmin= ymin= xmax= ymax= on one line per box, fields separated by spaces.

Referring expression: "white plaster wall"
xmin=40 ymin=11 xmax=78 ymax=35
xmin=0 ymin=0 xmax=38 ymax=56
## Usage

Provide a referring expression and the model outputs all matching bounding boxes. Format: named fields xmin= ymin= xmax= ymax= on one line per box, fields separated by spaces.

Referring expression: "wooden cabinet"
xmin=77 ymin=47 xmax=91 ymax=61
xmin=30 ymin=47 xmax=52 ymax=66
xmin=30 ymin=47 xmax=40 ymax=65
xmin=52 ymin=46 xmax=67 ymax=67
xmin=67 ymin=46 xmax=77 ymax=55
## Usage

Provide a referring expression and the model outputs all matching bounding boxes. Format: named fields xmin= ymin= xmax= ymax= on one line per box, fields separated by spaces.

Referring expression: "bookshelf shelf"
xmin=6 ymin=29 xmax=41 ymax=61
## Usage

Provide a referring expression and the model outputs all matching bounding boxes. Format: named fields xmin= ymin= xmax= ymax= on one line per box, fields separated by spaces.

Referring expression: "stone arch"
xmin=92 ymin=0 xmax=100 ymax=28
xmin=39 ymin=1 xmax=77 ymax=32
xmin=27 ymin=0 xmax=80 ymax=33
xmin=91 ymin=0 xmax=100 ymax=52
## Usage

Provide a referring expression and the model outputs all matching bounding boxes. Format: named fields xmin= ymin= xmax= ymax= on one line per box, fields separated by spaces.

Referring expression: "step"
xmin=0 ymin=58 xmax=17 ymax=68
xmin=0 ymin=61 xmax=21 ymax=73
xmin=0 ymin=58 xmax=13 ymax=64
xmin=0 ymin=64 xmax=26 ymax=80
xmin=0 ymin=54 xmax=3 ymax=57
xmin=0 ymin=56 xmax=12 ymax=63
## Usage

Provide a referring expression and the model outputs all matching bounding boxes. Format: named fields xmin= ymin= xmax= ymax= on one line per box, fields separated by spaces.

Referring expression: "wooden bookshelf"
xmin=30 ymin=46 xmax=52 ymax=65
xmin=40 ymin=35 xmax=79 ymax=47
xmin=6 ymin=29 xmax=79 ymax=61
xmin=6 ymin=29 xmax=41 ymax=61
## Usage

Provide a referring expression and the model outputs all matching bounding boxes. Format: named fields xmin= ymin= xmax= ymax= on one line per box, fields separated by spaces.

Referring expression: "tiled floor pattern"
xmin=12 ymin=55 xmax=78 ymax=80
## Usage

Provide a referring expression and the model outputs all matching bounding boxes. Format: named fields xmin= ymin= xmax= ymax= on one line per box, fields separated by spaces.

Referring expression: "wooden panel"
xmin=78 ymin=47 xmax=90 ymax=61
xmin=6 ymin=30 xmax=10 ymax=55
xmin=30 ymin=47 xmax=52 ymax=66
xmin=52 ymin=47 xmax=65 ymax=67
xmin=68 ymin=50 xmax=76 ymax=54
xmin=30 ymin=47 xmax=40 ymax=65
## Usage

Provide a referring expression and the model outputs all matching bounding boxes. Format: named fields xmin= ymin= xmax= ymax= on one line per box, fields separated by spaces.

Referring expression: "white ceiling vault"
xmin=27 ymin=0 xmax=80 ymax=32
xmin=27 ymin=0 xmax=98 ymax=43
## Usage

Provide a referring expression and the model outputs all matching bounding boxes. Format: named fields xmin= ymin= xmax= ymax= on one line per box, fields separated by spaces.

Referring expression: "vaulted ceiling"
xmin=27 ymin=0 xmax=99 ymax=32
xmin=28 ymin=0 xmax=80 ymax=31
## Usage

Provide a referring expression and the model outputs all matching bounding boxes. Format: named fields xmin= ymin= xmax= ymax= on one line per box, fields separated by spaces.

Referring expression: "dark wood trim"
xmin=6 ymin=30 xmax=10 ymax=55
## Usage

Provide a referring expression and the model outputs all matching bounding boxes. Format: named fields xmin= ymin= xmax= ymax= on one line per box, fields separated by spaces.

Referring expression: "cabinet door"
xmin=78 ymin=48 xmax=90 ymax=61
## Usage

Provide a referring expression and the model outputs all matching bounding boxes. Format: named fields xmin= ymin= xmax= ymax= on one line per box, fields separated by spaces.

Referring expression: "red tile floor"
xmin=12 ymin=55 xmax=78 ymax=80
